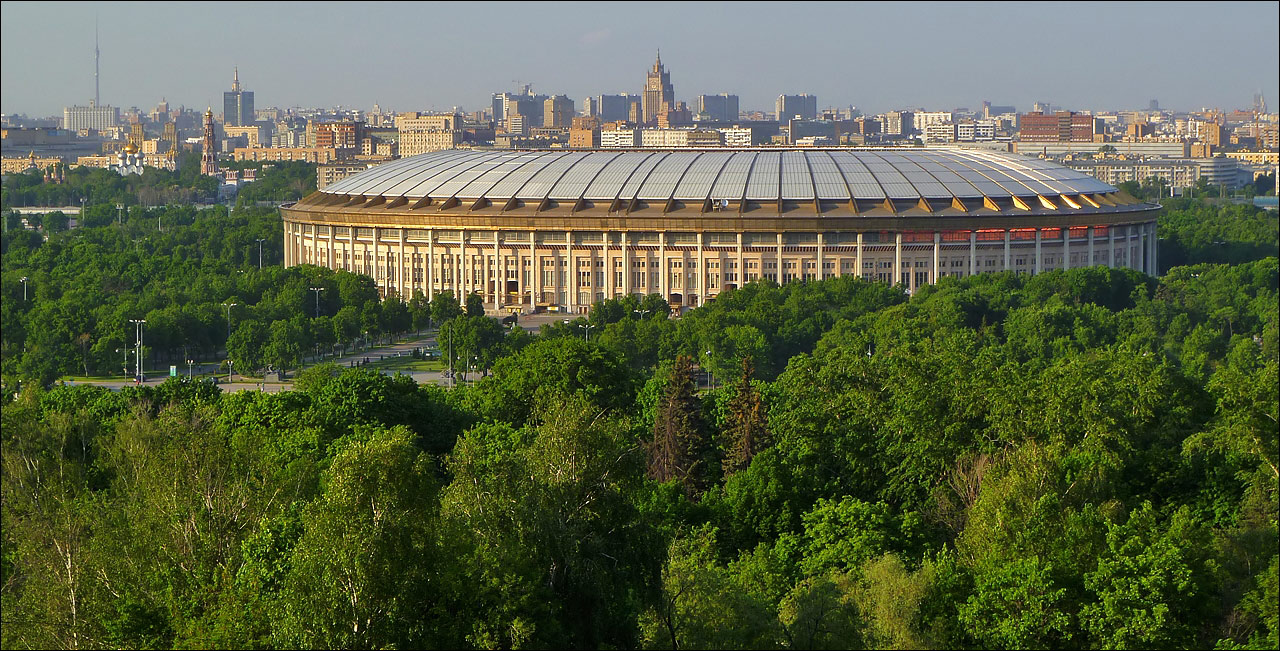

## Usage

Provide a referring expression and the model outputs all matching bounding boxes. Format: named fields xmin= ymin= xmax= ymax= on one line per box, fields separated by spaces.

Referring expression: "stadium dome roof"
xmin=322 ymin=148 xmax=1118 ymax=205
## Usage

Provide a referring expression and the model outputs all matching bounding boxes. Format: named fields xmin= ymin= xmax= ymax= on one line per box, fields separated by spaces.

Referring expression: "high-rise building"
xmin=697 ymin=94 xmax=739 ymax=122
xmin=642 ymin=51 xmax=675 ymax=126
xmin=222 ymin=68 xmax=255 ymax=127
xmin=583 ymin=96 xmax=596 ymax=118
xmin=1019 ymin=111 xmax=1100 ymax=143
xmin=598 ymin=94 xmax=638 ymax=123
xmin=63 ymin=101 xmax=119 ymax=132
xmin=544 ymin=95 xmax=574 ymax=128
xmin=776 ymin=94 xmax=817 ymax=121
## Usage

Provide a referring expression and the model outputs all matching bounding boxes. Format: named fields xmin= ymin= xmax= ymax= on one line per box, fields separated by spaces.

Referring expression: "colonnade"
xmin=282 ymin=221 xmax=1159 ymax=312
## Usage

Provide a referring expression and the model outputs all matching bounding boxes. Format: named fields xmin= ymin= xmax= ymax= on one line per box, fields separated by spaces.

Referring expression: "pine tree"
xmin=647 ymin=355 xmax=714 ymax=497
xmin=722 ymin=356 xmax=770 ymax=476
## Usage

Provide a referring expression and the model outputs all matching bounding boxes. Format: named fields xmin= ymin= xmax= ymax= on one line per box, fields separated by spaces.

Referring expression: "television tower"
xmin=94 ymin=18 xmax=100 ymax=105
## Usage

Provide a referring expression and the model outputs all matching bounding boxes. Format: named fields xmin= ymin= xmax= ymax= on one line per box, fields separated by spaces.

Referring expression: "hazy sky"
xmin=3 ymin=1 xmax=1277 ymax=117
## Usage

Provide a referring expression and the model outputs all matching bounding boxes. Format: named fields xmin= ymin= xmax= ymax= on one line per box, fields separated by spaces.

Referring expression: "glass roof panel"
xmin=709 ymin=151 xmax=756 ymax=200
xmin=455 ymin=151 xmax=550 ymax=197
xmin=387 ymin=151 xmax=511 ymax=197
xmin=329 ymin=150 xmax=472 ymax=195
xmin=618 ymin=152 xmax=671 ymax=199
xmin=583 ymin=152 xmax=658 ymax=200
xmin=830 ymin=152 xmax=886 ymax=199
xmin=546 ymin=152 xmax=622 ymax=198
xmin=672 ymin=151 xmax=736 ymax=200
xmin=809 ymin=152 xmax=851 ymax=200
xmin=780 ymin=151 xmax=814 ymax=200
xmin=513 ymin=151 xmax=593 ymax=198
xmin=636 ymin=153 xmax=701 ymax=199
xmin=433 ymin=155 xmax=527 ymax=197
xmin=745 ymin=151 xmax=781 ymax=201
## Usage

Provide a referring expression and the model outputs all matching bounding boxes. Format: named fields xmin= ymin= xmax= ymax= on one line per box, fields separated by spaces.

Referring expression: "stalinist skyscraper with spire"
xmin=642 ymin=51 xmax=674 ymax=126
xmin=222 ymin=67 xmax=255 ymax=127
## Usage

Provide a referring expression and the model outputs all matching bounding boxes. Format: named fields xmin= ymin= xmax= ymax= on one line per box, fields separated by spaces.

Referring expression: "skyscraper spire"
xmin=232 ymin=66 xmax=241 ymax=92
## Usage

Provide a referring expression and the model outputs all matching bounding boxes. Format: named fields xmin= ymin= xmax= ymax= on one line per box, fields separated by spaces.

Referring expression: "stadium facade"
xmin=279 ymin=148 xmax=1160 ymax=313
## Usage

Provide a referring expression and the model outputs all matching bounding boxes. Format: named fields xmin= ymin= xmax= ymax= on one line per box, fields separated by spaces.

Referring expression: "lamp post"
xmin=116 ymin=203 xmax=123 ymax=225
xmin=309 ymin=287 xmax=324 ymax=317
xmin=228 ymin=360 xmax=234 ymax=384
xmin=583 ymin=323 xmax=596 ymax=342
xmin=117 ymin=347 xmax=128 ymax=379
xmin=130 ymin=319 xmax=146 ymax=382
xmin=19 ymin=276 xmax=27 ymax=301
xmin=187 ymin=358 xmax=194 ymax=378
xmin=634 ymin=309 xmax=650 ymax=319
xmin=222 ymin=302 xmax=238 ymax=342
xmin=705 ymin=349 xmax=713 ymax=389
xmin=256 ymin=238 xmax=266 ymax=270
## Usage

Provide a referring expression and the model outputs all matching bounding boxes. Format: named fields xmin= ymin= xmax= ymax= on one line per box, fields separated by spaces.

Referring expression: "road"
xmin=67 ymin=313 xmax=570 ymax=394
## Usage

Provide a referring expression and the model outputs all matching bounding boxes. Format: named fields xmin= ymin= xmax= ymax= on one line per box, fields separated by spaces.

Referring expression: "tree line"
xmin=2 ymin=186 xmax=1277 ymax=648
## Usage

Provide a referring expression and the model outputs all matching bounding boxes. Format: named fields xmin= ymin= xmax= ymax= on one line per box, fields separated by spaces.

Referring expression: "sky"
xmin=2 ymin=1 xmax=1278 ymax=118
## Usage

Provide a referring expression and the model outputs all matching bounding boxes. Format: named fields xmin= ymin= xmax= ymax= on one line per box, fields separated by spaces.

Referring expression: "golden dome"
xmin=122 ymin=140 xmax=139 ymax=154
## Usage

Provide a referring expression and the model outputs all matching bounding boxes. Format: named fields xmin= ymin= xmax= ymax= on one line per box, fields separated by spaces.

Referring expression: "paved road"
xmin=65 ymin=313 xmax=570 ymax=394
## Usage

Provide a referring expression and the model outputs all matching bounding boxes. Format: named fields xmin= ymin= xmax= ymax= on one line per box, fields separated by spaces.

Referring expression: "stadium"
xmin=279 ymin=148 xmax=1160 ymax=313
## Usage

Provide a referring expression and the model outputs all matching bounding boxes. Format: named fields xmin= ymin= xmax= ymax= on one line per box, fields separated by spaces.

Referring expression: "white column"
xmin=659 ymin=232 xmax=668 ymax=300
xmin=566 ymin=230 xmax=574 ymax=311
xmin=969 ymin=230 xmax=977 ymax=277
xmin=1034 ymin=228 xmax=1042 ymax=275
xmin=856 ymin=232 xmax=864 ymax=279
xmin=1062 ymin=226 xmax=1070 ymax=271
xmin=816 ymin=232 xmax=824 ymax=281
xmin=1087 ymin=226 xmax=1095 ymax=268
xmin=776 ymin=232 xmax=784 ymax=284
xmin=696 ymin=232 xmax=705 ymax=304
xmin=515 ymin=238 xmax=524 ymax=309
xmin=328 ymin=226 xmax=335 ymax=273
xmin=736 ymin=232 xmax=744 ymax=289
xmin=397 ymin=228 xmax=406 ymax=295
xmin=622 ymin=232 xmax=630 ymax=296
xmin=1109 ymin=225 xmax=1118 ymax=268
xmin=1149 ymin=222 xmax=1158 ymax=275
xmin=427 ymin=231 xmax=435 ymax=301
xmin=1135 ymin=224 xmax=1144 ymax=274
xmin=893 ymin=232 xmax=903 ymax=286
xmin=493 ymin=235 xmax=501 ymax=308
xmin=456 ymin=230 xmax=464 ymax=299
xmin=531 ymin=233 xmax=538 ymax=307
xmin=932 ymin=232 xmax=941 ymax=284
xmin=1003 ymin=229 xmax=1011 ymax=271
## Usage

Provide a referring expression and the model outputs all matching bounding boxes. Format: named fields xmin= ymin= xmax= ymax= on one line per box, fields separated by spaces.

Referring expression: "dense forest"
xmin=1 ymin=191 xmax=1277 ymax=648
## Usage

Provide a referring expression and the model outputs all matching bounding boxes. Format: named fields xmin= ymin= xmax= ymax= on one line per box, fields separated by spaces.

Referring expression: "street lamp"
xmin=187 ymin=358 xmax=194 ymax=378
xmin=117 ymin=347 xmax=128 ymax=379
xmin=222 ymin=302 xmax=238 ymax=342
xmin=309 ymin=286 xmax=324 ymax=317
xmin=116 ymin=203 xmax=123 ymax=225
xmin=634 ymin=309 xmax=650 ymax=319
xmin=130 ymin=319 xmax=146 ymax=382
xmin=256 ymin=238 xmax=266 ymax=270
xmin=19 ymin=276 xmax=28 ymax=301
xmin=583 ymin=323 xmax=596 ymax=342
xmin=228 ymin=359 xmax=234 ymax=384
xmin=705 ymin=349 xmax=713 ymax=389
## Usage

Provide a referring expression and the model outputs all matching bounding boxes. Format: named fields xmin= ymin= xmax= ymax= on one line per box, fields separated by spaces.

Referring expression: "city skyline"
xmin=2 ymin=1 xmax=1278 ymax=118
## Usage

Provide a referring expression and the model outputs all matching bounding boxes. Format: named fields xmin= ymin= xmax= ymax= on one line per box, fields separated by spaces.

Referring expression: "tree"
xmin=647 ymin=355 xmax=715 ymax=498
xmin=722 ymin=356 xmax=771 ymax=476
xmin=275 ymin=426 xmax=440 ymax=649
xmin=430 ymin=293 xmax=463 ymax=325
xmin=465 ymin=292 xmax=486 ymax=317
xmin=1080 ymin=502 xmax=1220 ymax=649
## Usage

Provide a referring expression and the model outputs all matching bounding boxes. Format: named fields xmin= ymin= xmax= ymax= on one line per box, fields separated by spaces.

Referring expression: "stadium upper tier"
xmin=312 ymin=148 xmax=1136 ymax=217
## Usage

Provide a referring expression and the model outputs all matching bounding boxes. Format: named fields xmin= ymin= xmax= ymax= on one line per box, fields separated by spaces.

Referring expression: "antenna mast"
xmin=94 ymin=18 xmax=100 ymax=105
